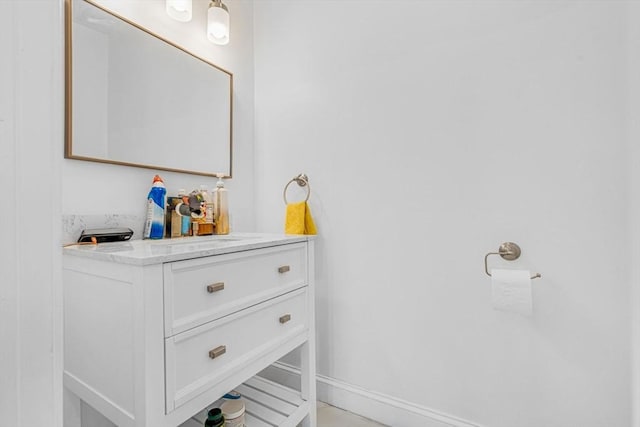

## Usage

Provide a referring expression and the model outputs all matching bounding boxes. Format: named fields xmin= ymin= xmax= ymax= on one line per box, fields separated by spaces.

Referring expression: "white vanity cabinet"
xmin=63 ymin=234 xmax=316 ymax=427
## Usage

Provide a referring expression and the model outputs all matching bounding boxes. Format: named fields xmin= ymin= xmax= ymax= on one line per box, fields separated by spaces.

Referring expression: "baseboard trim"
xmin=261 ymin=362 xmax=482 ymax=427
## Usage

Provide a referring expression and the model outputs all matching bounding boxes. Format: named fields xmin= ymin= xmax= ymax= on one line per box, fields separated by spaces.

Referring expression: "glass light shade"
xmin=207 ymin=3 xmax=230 ymax=45
xmin=166 ymin=0 xmax=192 ymax=22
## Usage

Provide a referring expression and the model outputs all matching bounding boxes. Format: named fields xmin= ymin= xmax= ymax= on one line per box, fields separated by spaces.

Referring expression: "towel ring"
xmin=484 ymin=242 xmax=542 ymax=280
xmin=283 ymin=174 xmax=311 ymax=204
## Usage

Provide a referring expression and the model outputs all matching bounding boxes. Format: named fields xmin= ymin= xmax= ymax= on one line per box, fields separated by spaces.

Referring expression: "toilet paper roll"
xmin=491 ymin=269 xmax=532 ymax=316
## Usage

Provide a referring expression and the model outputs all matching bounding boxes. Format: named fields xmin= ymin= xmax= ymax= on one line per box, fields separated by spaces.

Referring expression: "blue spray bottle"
xmin=143 ymin=175 xmax=167 ymax=239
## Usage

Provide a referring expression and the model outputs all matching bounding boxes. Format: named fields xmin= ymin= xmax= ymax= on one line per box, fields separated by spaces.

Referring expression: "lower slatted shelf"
xmin=183 ymin=376 xmax=309 ymax=427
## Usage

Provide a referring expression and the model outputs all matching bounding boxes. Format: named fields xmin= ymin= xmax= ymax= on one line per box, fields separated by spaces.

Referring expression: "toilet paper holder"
xmin=484 ymin=242 xmax=542 ymax=280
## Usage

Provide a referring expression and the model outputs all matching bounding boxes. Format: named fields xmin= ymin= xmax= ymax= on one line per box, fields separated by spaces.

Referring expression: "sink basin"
xmin=146 ymin=236 xmax=248 ymax=254
xmin=139 ymin=233 xmax=292 ymax=257
xmin=150 ymin=236 xmax=242 ymax=247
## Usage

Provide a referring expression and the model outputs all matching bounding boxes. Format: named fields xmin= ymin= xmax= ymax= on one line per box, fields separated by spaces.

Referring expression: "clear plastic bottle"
xmin=143 ymin=175 xmax=166 ymax=239
xmin=213 ymin=173 xmax=229 ymax=235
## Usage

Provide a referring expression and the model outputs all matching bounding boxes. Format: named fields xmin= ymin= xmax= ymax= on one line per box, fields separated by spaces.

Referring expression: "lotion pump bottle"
xmin=213 ymin=173 xmax=229 ymax=235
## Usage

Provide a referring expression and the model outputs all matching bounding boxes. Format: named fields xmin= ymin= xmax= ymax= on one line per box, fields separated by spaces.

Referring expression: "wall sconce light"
xmin=166 ymin=0 xmax=193 ymax=22
xmin=207 ymin=0 xmax=230 ymax=45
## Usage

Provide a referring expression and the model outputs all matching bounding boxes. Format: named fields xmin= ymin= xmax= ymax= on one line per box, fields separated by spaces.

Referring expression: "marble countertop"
xmin=62 ymin=233 xmax=312 ymax=265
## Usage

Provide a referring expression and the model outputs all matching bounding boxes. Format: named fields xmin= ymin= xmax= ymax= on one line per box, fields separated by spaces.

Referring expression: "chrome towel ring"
xmin=283 ymin=173 xmax=311 ymax=204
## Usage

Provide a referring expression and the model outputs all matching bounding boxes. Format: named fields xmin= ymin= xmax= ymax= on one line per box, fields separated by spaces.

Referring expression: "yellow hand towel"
xmin=285 ymin=202 xmax=317 ymax=235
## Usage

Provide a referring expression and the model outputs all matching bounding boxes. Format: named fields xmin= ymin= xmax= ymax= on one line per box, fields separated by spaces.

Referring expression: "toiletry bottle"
xmin=204 ymin=408 xmax=224 ymax=427
xmin=190 ymin=189 xmax=212 ymax=235
xmin=221 ymin=398 xmax=245 ymax=427
xmin=200 ymin=185 xmax=214 ymax=226
xmin=177 ymin=189 xmax=191 ymax=236
xmin=167 ymin=196 xmax=182 ymax=238
xmin=213 ymin=173 xmax=229 ymax=235
xmin=222 ymin=390 xmax=241 ymax=400
xmin=143 ymin=175 xmax=166 ymax=239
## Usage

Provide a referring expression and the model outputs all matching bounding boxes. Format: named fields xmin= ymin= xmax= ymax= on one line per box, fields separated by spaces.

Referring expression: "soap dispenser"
xmin=213 ymin=173 xmax=229 ymax=235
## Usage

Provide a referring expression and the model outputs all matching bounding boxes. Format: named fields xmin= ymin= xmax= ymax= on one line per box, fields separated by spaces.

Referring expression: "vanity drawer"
xmin=163 ymin=243 xmax=307 ymax=336
xmin=164 ymin=287 xmax=308 ymax=412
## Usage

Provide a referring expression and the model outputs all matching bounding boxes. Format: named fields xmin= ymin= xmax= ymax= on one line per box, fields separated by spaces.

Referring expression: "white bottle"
xmin=200 ymin=184 xmax=214 ymax=225
xmin=143 ymin=175 xmax=166 ymax=239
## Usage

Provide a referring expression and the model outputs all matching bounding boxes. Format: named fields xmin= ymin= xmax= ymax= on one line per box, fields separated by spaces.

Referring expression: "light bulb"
xmin=166 ymin=0 xmax=192 ymax=22
xmin=207 ymin=1 xmax=229 ymax=45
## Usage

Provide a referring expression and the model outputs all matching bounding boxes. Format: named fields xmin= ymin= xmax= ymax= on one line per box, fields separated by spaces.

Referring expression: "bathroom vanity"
xmin=63 ymin=233 xmax=316 ymax=427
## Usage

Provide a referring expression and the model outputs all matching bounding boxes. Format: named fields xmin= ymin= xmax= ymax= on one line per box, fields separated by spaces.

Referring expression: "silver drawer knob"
xmin=278 ymin=265 xmax=290 ymax=274
xmin=207 ymin=282 xmax=225 ymax=293
xmin=209 ymin=345 xmax=226 ymax=359
xmin=279 ymin=314 xmax=291 ymax=324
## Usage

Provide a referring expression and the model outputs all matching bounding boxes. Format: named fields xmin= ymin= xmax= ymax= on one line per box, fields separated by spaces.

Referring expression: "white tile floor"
xmin=316 ymin=401 xmax=386 ymax=427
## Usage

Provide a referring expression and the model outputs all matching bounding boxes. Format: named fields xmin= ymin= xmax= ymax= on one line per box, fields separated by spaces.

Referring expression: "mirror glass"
xmin=65 ymin=0 xmax=233 ymax=177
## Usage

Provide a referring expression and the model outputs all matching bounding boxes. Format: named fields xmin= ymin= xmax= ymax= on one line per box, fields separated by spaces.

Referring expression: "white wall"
xmin=62 ymin=0 xmax=255 ymax=234
xmin=254 ymin=1 xmax=632 ymax=426
xmin=0 ymin=1 xmax=63 ymax=426
xmin=628 ymin=2 xmax=640 ymax=426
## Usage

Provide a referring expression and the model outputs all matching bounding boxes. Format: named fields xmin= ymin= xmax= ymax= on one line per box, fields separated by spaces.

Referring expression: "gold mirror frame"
xmin=64 ymin=0 xmax=233 ymax=177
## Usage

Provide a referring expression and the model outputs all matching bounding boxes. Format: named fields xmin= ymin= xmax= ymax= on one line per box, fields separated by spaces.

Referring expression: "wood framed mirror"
xmin=65 ymin=0 xmax=233 ymax=177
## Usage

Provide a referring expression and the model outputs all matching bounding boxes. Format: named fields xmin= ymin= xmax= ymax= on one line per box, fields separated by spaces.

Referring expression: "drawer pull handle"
xmin=209 ymin=345 xmax=226 ymax=359
xmin=279 ymin=314 xmax=291 ymax=324
xmin=207 ymin=282 xmax=225 ymax=293
xmin=278 ymin=265 xmax=291 ymax=274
